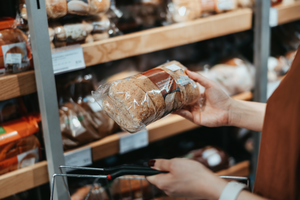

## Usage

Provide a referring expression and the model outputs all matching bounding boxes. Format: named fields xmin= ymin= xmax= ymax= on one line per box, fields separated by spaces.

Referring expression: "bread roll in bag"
xmin=92 ymin=61 xmax=203 ymax=133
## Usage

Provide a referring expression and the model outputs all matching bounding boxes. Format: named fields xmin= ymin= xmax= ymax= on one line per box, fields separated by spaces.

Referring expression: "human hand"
xmin=173 ymin=70 xmax=233 ymax=127
xmin=146 ymin=158 xmax=227 ymax=200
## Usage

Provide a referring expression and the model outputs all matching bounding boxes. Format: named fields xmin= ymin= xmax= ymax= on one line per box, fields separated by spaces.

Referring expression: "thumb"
xmin=186 ymin=69 xmax=211 ymax=88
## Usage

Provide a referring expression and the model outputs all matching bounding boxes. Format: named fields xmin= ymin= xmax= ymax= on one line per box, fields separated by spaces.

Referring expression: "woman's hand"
xmin=174 ymin=70 xmax=232 ymax=127
xmin=146 ymin=158 xmax=227 ymax=200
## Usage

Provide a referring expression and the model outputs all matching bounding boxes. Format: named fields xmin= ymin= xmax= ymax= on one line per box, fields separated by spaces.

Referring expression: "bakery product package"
xmin=0 ymin=114 xmax=41 ymax=175
xmin=92 ymin=61 xmax=205 ymax=133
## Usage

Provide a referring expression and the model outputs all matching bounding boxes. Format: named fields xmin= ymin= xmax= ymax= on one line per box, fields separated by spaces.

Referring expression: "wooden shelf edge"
xmin=276 ymin=1 xmax=300 ymax=25
xmin=0 ymin=161 xmax=48 ymax=199
xmin=216 ymin=160 xmax=250 ymax=177
xmin=82 ymin=8 xmax=252 ymax=67
xmin=0 ymin=71 xmax=36 ymax=101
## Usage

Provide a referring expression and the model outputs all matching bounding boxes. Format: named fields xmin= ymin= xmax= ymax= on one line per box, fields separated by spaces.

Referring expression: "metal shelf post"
xmin=24 ymin=0 xmax=68 ymax=199
xmin=252 ymin=0 xmax=270 ymax=187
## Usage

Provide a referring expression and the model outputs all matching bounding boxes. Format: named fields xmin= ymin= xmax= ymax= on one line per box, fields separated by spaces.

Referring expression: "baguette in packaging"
xmin=92 ymin=61 xmax=204 ymax=133
xmin=0 ymin=114 xmax=41 ymax=175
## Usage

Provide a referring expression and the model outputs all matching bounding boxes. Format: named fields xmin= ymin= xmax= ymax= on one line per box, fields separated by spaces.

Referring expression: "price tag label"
xmin=269 ymin=8 xmax=278 ymax=27
xmin=64 ymin=146 xmax=92 ymax=172
xmin=5 ymin=53 xmax=22 ymax=66
xmin=119 ymin=129 xmax=149 ymax=154
xmin=51 ymin=45 xmax=85 ymax=74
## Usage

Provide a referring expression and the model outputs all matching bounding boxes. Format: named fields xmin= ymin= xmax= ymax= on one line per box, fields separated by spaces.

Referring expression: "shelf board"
xmin=0 ymin=71 xmax=36 ymax=101
xmin=0 ymin=161 xmax=48 ymax=199
xmin=276 ymin=1 xmax=300 ymax=25
xmin=82 ymin=8 xmax=252 ymax=67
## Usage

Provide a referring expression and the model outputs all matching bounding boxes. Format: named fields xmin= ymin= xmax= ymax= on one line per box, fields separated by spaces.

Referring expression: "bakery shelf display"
xmin=82 ymin=8 xmax=252 ymax=67
xmin=0 ymin=92 xmax=252 ymax=199
xmin=276 ymin=1 xmax=300 ymax=25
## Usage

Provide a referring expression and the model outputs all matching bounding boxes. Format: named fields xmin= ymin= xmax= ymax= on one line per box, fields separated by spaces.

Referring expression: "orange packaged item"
xmin=0 ymin=17 xmax=33 ymax=76
xmin=0 ymin=114 xmax=41 ymax=175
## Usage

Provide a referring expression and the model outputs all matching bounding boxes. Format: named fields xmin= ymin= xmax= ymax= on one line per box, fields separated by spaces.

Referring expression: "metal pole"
xmin=24 ymin=0 xmax=68 ymax=199
xmin=252 ymin=0 xmax=270 ymax=188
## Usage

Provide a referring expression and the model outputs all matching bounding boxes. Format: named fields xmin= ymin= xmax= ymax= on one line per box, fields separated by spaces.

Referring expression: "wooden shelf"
xmin=276 ymin=1 xmax=300 ymax=25
xmin=0 ymin=71 xmax=36 ymax=101
xmin=82 ymin=8 xmax=252 ymax=67
xmin=0 ymin=92 xmax=252 ymax=198
xmin=0 ymin=9 xmax=252 ymax=101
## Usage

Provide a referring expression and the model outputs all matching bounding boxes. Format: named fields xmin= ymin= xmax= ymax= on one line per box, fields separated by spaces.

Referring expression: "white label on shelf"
xmin=119 ymin=129 xmax=149 ymax=154
xmin=64 ymin=146 xmax=92 ymax=172
xmin=5 ymin=53 xmax=22 ymax=66
xmin=166 ymin=64 xmax=181 ymax=71
xmin=269 ymin=7 xmax=278 ymax=27
xmin=51 ymin=45 xmax=85 ymax=74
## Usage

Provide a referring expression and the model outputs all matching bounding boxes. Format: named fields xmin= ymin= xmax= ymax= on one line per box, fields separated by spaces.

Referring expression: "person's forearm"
xmin=237 ymin=191 xmax=269 ymax=200
xmin=228 ymin=99 xmax=266 ymax=132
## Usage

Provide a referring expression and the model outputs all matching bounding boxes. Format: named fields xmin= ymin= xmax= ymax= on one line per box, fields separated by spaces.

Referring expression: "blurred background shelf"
xmin=82 ymin=8 xmax=252 ymax=66
xmin=276 ymin=1 xmax=300 ymax=25
xmin=0 ymin=92 xmax=252 ymax=199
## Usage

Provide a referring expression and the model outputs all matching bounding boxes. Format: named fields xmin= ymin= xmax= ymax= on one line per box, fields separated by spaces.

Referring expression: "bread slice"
xmin=108 ymin=79 xmax=156 ymax=129
xmin=102 ymin=97 xmax=142 ymax=133
xmin=130 ymin=74 xmax=166 ymax=119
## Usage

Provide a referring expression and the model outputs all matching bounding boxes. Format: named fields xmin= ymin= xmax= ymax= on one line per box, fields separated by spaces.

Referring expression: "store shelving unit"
xmin=0 ymin=91 xmax=252 ymax=199
xmin=82 ymin=8 xmax=252 ymax=66
xmin=276 ymin=1 xmax=300 ymax=25
xmin=5 ymin=0 xmax=296 ymax=197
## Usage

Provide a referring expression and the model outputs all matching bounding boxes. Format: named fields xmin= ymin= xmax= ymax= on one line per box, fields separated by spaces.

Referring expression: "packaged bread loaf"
xmin=92 ymin=61 xmax=203 ymax=133
xmin=0 ymin=18 xmax=33 ymax=76
xmin=0 ymin=114 xmax=41 ymax=175
xmin=67 ymin=0 xmax=110 ymax=16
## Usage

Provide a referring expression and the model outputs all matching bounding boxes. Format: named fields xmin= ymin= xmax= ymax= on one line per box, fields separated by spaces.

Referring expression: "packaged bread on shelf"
xmin=46 ymin=0 xmax=68 ymax=18
xmin=0 ymin=17 xmax=33 ymax=76
xmin=0 ymin=114 xmax=41 ymax=175
xmin=167 ymin=0 xmax=202 ymax=22
xmin=67 ymin=0 xmax=111 ymax=16
xmin=92 ymin=61 xmax=204 ymax=133
xmin=184 ymin=146 xmax=230 ymax=172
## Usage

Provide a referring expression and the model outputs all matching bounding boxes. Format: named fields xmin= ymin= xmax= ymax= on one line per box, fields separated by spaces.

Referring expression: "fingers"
xmin=150 ymin=159 xmax=172 ymax=171
xmin=172 ymin=109 xmax=193 ymax=122
xmin=146 ymin=173 xmax=166 ymax=186
xmin=186 ymin=69 xmax=211 ymax=88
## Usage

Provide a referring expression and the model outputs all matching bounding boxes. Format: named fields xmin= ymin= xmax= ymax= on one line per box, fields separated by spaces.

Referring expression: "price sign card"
xmin=119 ymin=129 xmax=149 ymax=154
xmin=269 ymin=7 xmax=278 ymax=27
xmin=64 ymin=146 xmax=92 ymax=172
xmin=51 ymin=45 xmax=85 ymax=74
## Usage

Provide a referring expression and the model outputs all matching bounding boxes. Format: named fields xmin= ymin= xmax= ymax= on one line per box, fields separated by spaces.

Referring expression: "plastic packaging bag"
xmin=92 ymin=61 xmax=204 ymax=133
xmin=0 ymin=114 xmax=41 ymax=175
xmin=167 ymin=0 xmax=238 ymax=23
xmin=67 ymin=0 xmax=111 ymax=16
xmin=200 ymin=57 xmax=254 ymax=96
xmin=0 ymin=17 xmax=33 ymax=76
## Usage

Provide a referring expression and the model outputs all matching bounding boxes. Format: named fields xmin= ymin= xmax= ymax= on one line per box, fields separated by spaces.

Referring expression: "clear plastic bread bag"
xmin=166 ymin=0 xmax=202 ymax=23
xmin=67 ymin=0 xmax=111 ymax=16
xmin=92 ymin=61 xmax=205 ymax=133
